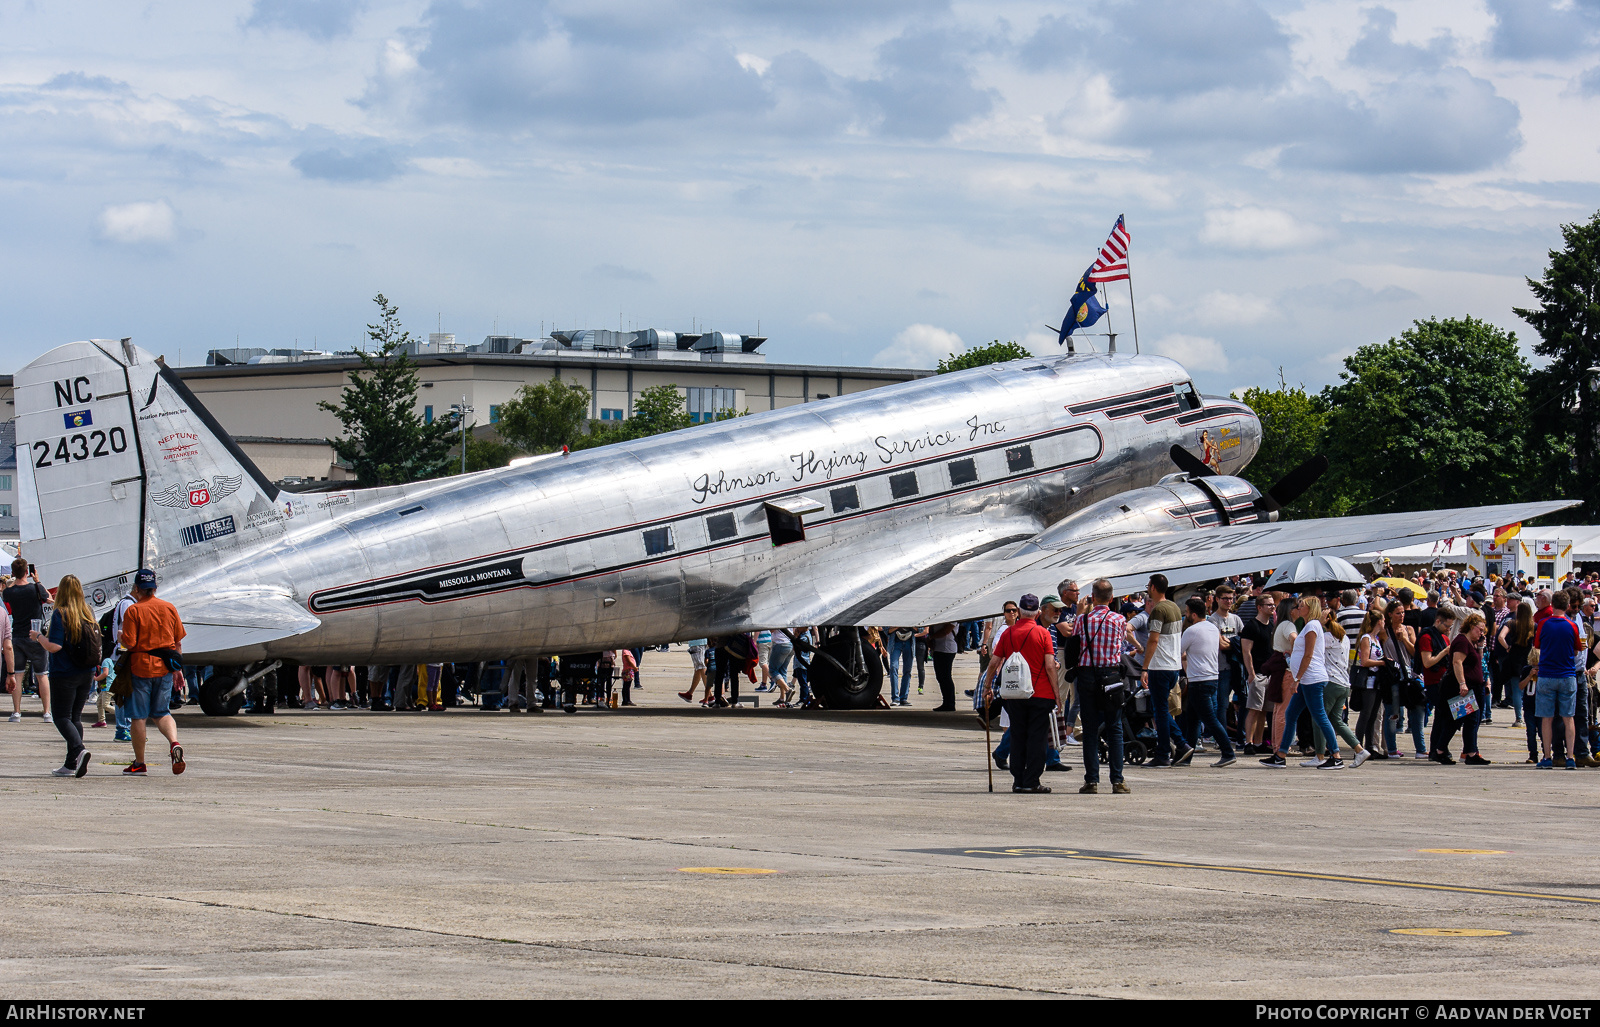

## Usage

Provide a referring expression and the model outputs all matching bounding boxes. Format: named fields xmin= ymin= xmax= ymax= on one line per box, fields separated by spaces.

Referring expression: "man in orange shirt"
xmin=117 ymin=568 xmax=187 ymax=776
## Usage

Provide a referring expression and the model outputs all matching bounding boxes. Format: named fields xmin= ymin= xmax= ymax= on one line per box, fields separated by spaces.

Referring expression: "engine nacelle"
xmin=1026 ymin=473 xmax=1269 ymax=554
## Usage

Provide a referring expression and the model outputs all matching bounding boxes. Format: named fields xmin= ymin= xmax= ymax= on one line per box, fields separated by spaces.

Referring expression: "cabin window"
xmin=948 ymin=458 xmax=978 ymax=486
xmin=642 ymin=527 xmax=675 ymax=556
xmin=1175 ymin=381 xmax=1202 ymax=412
xmin=830 ymin=485 xmax=859 ymax=513
xmin=889 ymin=471 xmax=919 ymax=500
xmin=1006 ymin=445 xmax=1034 ymax=472
xmin=706 ymin=513 xmax=737 ymax=542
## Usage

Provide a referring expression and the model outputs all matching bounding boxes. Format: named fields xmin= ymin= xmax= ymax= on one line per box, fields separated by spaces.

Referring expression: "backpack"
xmin=63 ymin=616 xmax=102 ymax=669
xmin=997 ymin=622 xmax=1036 ymax=700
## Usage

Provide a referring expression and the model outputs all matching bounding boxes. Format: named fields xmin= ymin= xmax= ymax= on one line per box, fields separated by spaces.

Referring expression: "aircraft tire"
xmin=807 ymin=627 xmax=884 ymax=710
xmin=199 ymin=673 xmax=245 ymax=717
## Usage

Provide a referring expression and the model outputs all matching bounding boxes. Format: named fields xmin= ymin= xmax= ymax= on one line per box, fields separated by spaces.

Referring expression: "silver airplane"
xmin=13 ymin=338 xmax=1570 ymax=713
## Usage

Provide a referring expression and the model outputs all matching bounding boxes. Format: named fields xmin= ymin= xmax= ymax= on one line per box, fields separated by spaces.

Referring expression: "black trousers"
xmin=1002 ymin=696 xmax=1054 ymax=789
xmin=49 ymin=671 xmax=94 ymax=766
xmin=1429 ymin=682 xmax=1467 ymax=755
xmin=1352 ymin=687 xmax=1383 ymax=753
xmin=931 ymin=650 xmax=956 ymax=708
xmin=714 ymin=653 xmax=741 ymax=703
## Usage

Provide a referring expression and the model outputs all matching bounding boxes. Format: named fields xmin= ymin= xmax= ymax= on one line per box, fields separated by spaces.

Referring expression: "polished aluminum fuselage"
xmin=172 ymin=352 xmax=1259 ymax=663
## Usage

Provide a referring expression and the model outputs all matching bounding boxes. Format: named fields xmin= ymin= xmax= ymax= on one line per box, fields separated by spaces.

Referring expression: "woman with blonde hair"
xmin=32 ymin=574 xmax=101 ymax=777
xmin=1313 ymin=602 xmax=1372 ymax=767
xmin=1260 ymin=595 xmax=1344 ymax=769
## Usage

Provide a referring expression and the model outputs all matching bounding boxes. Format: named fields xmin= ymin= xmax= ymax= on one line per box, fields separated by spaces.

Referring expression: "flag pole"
xmin=1123 ymin=213 xmax=1140 ymax=354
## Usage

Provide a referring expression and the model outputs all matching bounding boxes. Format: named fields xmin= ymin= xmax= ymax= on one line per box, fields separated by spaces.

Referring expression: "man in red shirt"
xmin=983 ymin=594 xmax=1059 ymax=794
xmin=117 ymin=568 xmax=187 ymax=776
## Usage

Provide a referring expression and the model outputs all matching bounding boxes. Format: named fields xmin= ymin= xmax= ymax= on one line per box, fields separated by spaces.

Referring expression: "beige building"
xmin=0 ymin=345 xmax=931 ymax=499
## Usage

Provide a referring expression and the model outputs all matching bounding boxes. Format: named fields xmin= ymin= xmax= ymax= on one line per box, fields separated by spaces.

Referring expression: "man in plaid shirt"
xmin=1075 ymin=578 xmax=1131 ymax=794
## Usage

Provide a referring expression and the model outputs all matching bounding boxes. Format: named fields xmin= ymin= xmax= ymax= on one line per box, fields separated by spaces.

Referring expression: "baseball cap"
xmin=1019 ymin=593 xmax=1040 ymax=612
xmin=134 ymin=568 xmax=157 ymax=590
xmin=1041 ymin=594 xmax=1062 ymax=609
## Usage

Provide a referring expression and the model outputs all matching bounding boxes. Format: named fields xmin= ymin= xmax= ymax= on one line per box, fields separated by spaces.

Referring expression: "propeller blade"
xmin=1259 ymin=454 xmax=1329 ymax=512
xmin=1168 ymin=444 xmax=1215 ymax=479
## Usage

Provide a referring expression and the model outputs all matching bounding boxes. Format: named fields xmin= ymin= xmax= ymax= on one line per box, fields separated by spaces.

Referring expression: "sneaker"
xmin=1537 ymin=758 xmax=1553 ymax=769
xmin=1352 ymin=750 xmax=1371 ymax=768
xmin=1112 ymin=781 xmax=1131 ymax=794
xmin=678 ymin=690 xmax=695 ymax=703
xmin=1260 ymin=754 xmax=1286 ymax=768
xmin=91 ymin=721 xmax=107 ymax=729
xmin=329 ymin=702 xmax=346 ymax=711
xmin=1414 ymin=752 xmax=1427 ymax=759
xmin=1567 ymin=758 xmax=1578 ymax=770
xmin=1300 ymin=759 xmax=1323 ymax=768
xmin=1512 ymin=720 xmax=1524 ymax=728
xmin=76 ymin=749 xmax=92 ymax=778
xmin=1045 ymin=762 xmax=1070 ymax=772
xmin=1078 ymin=782 xmax=1098 ymax=794
xmin=7 ymin=713 xmax=18 ymax=723
xmin=123 ymin=763 xmax=147 ymax=776
xmin=113 ymin=731 xmax=131 ymax=742
xmin=1173 ymin=744 xmax=1195 ymax=765
xmin=1211 ymin=756 xmax=1238 ymax=768
xmin=1463 ymin=754 xmax=1492 ymax=766
xmin=51 ymin=766 xmax=75 ymax=776
xmin=1431 ymin=753 xmax=1457 ymax=765
xmin=1062 ymin=734 xmax=1081 ymax=746
xmin=1388 ymin=751 xmax=1404 ymax=758
xmin=170 ymin=744 xmax=185 ymax=775
xmin=754 ymin=685 xmax=771 ymax=692
xmin=1317 ymin=757 xmax=1345 ymax=770
xmin=993 ymin=755 xmax=1008 ymax=771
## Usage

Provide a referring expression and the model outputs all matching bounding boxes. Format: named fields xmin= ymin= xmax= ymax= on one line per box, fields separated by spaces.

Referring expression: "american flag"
xmin=1086 ymin=215 xmax=1130 ymax=283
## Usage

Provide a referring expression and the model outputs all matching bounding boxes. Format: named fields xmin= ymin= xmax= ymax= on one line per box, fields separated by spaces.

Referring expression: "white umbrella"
xmin=1263 ymin=553 xmax=1367 ymax=592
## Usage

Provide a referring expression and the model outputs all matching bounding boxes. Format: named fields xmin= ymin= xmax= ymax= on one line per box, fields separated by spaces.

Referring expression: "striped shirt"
xmin=1075 ymin=606 xmax=1128 ymax=668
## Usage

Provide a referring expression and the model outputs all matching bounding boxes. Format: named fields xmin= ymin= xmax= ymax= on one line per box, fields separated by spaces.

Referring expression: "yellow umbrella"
xmin=1372 ymin=575 xmax=1427 ymax=593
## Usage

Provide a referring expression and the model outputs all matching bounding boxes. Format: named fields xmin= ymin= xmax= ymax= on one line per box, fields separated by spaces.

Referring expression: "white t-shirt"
xmin=1322 ymin=629 xmax=1350 ymax=688
xmin=1289 ymin=618 xmax=1327 ymax=684
xmin=1180 ymin=620 xmax=1221 ymax=682
xmin=1273 ymin=620 xmax=1297 ymax=653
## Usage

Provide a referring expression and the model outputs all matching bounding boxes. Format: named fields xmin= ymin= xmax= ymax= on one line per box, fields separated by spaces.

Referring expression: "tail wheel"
xmin=806 ymin=627 xmax=884 ymax=710
xmin=199 ymin=673 xmax=245 ymax=716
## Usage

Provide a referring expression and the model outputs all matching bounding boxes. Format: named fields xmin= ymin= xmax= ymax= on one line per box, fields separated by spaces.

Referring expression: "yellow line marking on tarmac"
xmin=678 ymin=867 xmax=779 ymax=875
xmin=1388 ymin=928 xmax=1513 ymax=937
xmin=1417 ymin=848 xmax=1507 ymax=854
xmin=959 ymin=849 xmax=1600 ymax=905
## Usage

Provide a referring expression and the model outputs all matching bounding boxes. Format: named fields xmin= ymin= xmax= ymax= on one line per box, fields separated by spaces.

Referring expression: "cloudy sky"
xmin=2 ymin=0 xmax=1598 ymax=396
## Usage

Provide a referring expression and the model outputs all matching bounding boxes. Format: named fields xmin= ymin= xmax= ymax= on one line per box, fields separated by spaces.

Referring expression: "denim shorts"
xmin=1534 ymin=675 xmax=1577 ymax=719
xmin=128 ymin=673 xmax=174 ymax=721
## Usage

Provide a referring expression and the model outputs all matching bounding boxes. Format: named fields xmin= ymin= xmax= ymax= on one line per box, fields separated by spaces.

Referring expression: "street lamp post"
xmin=451 ymin=395 xmax=473 ymax=475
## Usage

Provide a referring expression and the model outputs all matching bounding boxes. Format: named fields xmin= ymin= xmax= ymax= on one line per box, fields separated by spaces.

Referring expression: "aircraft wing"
xmin=178 ymin=590 xmax=321 ymax=657
xmin=850 ymin=500 xmax=1578 ymax=626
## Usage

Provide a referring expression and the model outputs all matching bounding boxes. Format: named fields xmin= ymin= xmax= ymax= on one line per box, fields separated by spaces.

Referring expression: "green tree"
xmin=1517 ymin=210 xmax=1600 ymax=519
xmin=1320 ymin=317 xmax=1529 ymax=516
xmin=571 ymin=384 xmax=697 ymax=450
xmin=1229 ymin=380 xmax=1342 ymax=517
xmin=935 ymin=340 xmax=1031 ymax=374
xmin=319 ymin=294 xmax=458 ymax=487
xmin=496 ymin=378 xmax=592 ymax=454
xmin=464 ymin=434 xmax=519 ymax=472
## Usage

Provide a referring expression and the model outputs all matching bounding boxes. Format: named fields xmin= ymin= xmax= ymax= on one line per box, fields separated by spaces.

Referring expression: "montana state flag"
xmin=1493 ymin=522 xmax=1521 ymax=546
xmin=1058 ymin=267 xmax=1107 ymax=344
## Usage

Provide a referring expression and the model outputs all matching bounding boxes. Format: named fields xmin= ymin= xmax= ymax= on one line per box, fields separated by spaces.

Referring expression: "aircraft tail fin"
xmin=14 ymin=339 xmax=281 ymax=612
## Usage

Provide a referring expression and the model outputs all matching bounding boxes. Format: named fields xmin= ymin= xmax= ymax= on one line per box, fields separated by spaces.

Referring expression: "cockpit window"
xmin=1174 ymin=381 xmax=1202 ymax=412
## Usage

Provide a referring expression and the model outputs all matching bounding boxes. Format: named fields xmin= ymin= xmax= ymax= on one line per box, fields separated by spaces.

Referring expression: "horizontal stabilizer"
xmin=180 ymin=591 xmax=320 ymax=658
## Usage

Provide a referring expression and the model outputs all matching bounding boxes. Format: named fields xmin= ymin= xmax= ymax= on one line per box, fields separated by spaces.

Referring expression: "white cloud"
xmin=96 ymin=200 xmax=176 ymax=244
xmin=1152 ymin=333 xmax=1228 ymax=372
xmin=736 ymin=52 xmax=771 ymax=75
xmin=805 ymin=311 xmax=850 ymax=332
xmin=1200 ymin=207 xmax=1324 ymax=251
xmin=1192 ymin=290 xmax=1275 ymax=326
xmin=873 ymin=323 xmax=963 ymax=368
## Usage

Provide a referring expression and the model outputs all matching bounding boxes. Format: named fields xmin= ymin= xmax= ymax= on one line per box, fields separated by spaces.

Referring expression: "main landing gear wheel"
xmin=199 ymin=673 xmax=245 ymax=716
xmin=804 ymin=627 xmax=884 ymax=710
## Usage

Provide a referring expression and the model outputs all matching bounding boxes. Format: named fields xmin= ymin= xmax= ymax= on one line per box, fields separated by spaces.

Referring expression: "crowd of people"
xmin=953 ymin=563 xmax=1600 ymax=793
xmin=9 ymin=548 xmax=1600 ymax=790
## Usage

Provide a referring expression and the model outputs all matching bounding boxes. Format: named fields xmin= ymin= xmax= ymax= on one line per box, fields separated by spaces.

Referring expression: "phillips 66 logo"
xmin=153 ymin=473 xmax=244 ymax=510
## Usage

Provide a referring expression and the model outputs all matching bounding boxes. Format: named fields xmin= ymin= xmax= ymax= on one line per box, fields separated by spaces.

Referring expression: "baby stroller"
xmin=1096 ymin=654 xmax=1155 ymax=766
